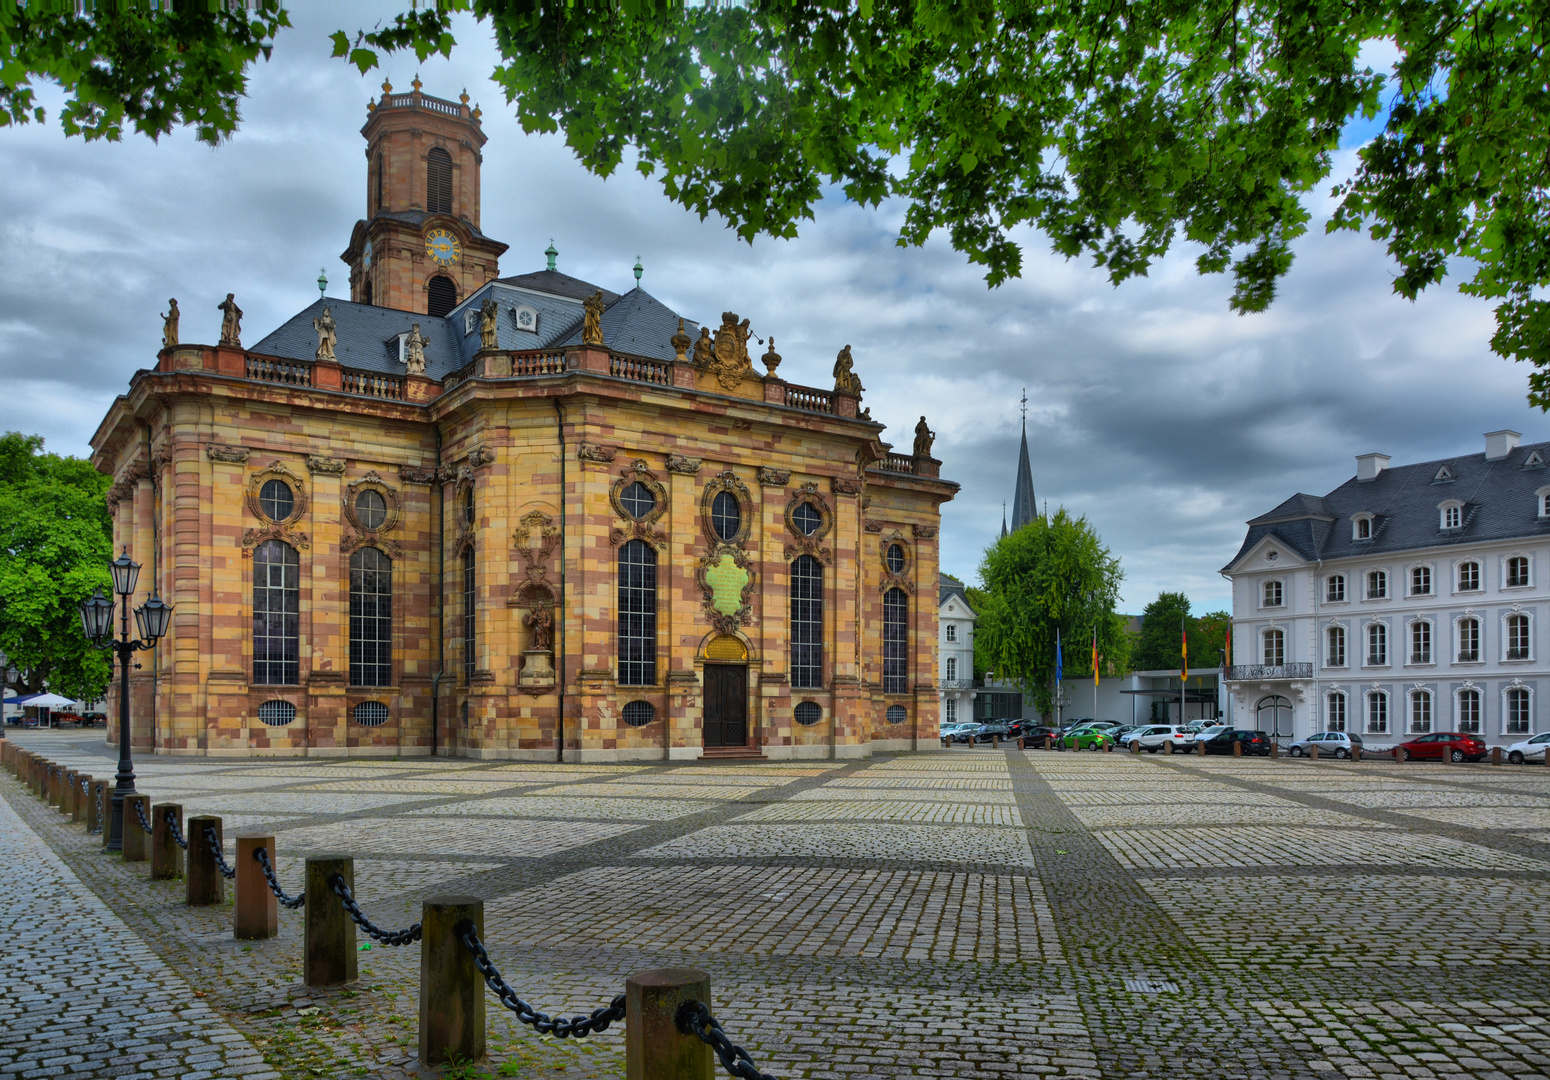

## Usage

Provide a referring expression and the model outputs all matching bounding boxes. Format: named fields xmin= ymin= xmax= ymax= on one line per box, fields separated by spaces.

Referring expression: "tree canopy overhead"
xmin=6 ymin=2 xmax=1547 ymax=398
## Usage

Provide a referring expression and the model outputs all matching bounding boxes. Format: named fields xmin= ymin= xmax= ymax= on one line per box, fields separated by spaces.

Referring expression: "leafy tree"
xmin=975 ymin=508 xmax=1128 ymax=715
xmin=1192 ymin=610 xmax=1232 ymax=669
xmin=9 ymin=3 xmax=1550 ymax=399
xmin=0 ymin=433 xmax=113 ymax=703
xmin=1131 ymin=591 xmax=1192 ymax=671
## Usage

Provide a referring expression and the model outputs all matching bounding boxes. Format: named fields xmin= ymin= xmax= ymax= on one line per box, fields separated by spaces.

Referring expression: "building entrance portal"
xmin=703 ymin=664 xmax=748 ymax=748
xmin=1256 ymin=694 xmax=1293 ymax=738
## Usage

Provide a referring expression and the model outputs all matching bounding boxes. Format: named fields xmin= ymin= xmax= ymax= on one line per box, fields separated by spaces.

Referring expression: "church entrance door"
xmin=702 ymin=664 xmax=748 ymax=748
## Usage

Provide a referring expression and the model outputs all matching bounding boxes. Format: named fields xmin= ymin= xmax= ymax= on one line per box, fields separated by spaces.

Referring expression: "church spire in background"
xmin=1009 ymin=388 xmax=1037 ymax=532
xmin=1001 ymin=501 xmax=1007 ymax=539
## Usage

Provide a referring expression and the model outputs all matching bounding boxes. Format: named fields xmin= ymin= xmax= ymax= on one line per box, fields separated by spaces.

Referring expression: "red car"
xmin=1399 ymin=731 xmax=1487 ymax=762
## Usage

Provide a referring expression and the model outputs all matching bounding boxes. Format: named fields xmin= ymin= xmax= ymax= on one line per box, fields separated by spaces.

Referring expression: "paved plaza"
xmin=4 ymin=732 xmax=1550 ymax=1080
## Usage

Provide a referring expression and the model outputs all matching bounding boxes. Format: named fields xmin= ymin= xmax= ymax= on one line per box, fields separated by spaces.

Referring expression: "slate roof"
xmin=1224 ymin=440 xmax=1550 ymax=571
xmin=250 ymin=268 xmax=701 ymax=378
xmin=940 ymin=572 xmax=976 ymax=613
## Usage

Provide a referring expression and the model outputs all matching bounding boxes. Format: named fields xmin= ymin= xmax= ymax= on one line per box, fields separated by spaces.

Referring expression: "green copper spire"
xmin=545 ymin=239 xmax=558 ymax=272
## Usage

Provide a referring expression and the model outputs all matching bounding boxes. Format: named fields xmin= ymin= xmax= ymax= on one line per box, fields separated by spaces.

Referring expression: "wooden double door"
xmin=702 ymin=664 xmax=748 ymax=748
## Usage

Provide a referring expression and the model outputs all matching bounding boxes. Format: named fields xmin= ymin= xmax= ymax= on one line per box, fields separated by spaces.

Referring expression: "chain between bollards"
xmin=203 ymin=824 xmax=237 ymax=879
xmin=133 ymin=799 xmax=155 ymax=835
xmin=328 ymin=874 xmax=421 ymax=945
xmin=89 ymin=785 xmax=104 ymax=835
xmin=253 ymin=847 xmax=305 ymax=909
xmin=166 ymin=809 xmax=189 ymax=850
xmin=676 ymin=1000 xmax=780 ymax=1080
xmin=455 ymin=920 xmax=625 ymax=1038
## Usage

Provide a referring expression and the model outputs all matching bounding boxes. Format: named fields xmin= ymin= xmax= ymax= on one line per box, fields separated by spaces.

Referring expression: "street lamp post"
xmin=78 ymin=549 xmax=172 ymax=852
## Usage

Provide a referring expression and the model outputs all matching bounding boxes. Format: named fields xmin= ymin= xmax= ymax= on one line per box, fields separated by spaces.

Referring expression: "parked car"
xmin=1506 ymin=732 xmax=1550 ymax=764
xmin=974 ymin=722 xmax=1013 ymax=743
xmin=1287 ymin=731 xmax=1366 ymax=759
xmin=1061 ymin=725 xmax=1114 ymax=751
xmin=1010 ymin=720 xmax=1057 ymax=742
xmin=1122 ymin=724 xmax=1189 ymax=753
xmin=939 ymin=722 xmax=978 ymax=742
xmin=1398 ymin=731 xmax=1487 ymax=762
xmin=1199 ymin=728 xmax=1272 ymax=756
xmin=1189 ymin=724 xmax=1230 ymax=744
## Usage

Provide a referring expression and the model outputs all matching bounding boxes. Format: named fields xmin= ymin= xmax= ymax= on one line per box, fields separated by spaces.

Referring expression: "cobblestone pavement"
xmin=5 ymin=732 xmax=1550 ymax=1079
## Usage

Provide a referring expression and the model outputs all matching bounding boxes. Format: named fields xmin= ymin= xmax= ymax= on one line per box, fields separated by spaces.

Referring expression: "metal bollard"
xmin=1492 ymin=746 xmax=1502 ymax=766
xmin=122 ymin=795 xmax=152 ymax=862
xmin=89 ymin=779 xmax=111 ymax=840
xmin=419 ymin=895 xmax=485 ymax=1066
xmin=186 ymin=815 xmax=225 ymax=906
xmin=627 ymin=968 xmax=714 ymax=1080
xmin=60 ymin=770 xmax=78 ymax=816
xmin=305 ymin=856 xmax=357 ymax=986
xmin=151 ymin=803 xmax=184 ymax=880
xmin=235 ymin=834 xmax=278 ymax=940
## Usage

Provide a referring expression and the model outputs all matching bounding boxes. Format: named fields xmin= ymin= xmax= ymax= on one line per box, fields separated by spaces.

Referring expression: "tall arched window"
xmin=1506 ymin=686 xmax=1531 ymax=733
xmin=946 ymin=657 xmax=957 ymax=680
xmin=1458 ymin=617 xmax=1480 ymax=662
xmin=882 ymin=587 xmax=908 ymax=693
xmin=426 ymin=146 xmax=452 ymax=214
xmin=427 ymin=274 xmax=457 ymax=318
xmin=1367 ymin=622 xmax=1387 ymax=665
xmin=349 ymin=547 xmax=392 ymax=687
xmin=1507 ymin=613 xmax=1531 ymax=660
xmin=1327 ymin=691 xmax=1347 ymax=732
xmin=462 ymin=548 xmax=476 ymax=683
xmin=1410 ymin=620 xmax=1431 ymax=663
xmin=618 ymin=539 xmax=657 ymax=685
xmin=253 ymin=540 xmax=299 ymax=685
xmin=1409 ymin=689 xmax=1432 ymax=733
xmin=1458 ymin=560 xmax=1481 ymax=591
xmin=789 ymin=554 xmax=823 ymax=688
xmin=1366 ymin=691 xmax=1388 ymax=733
xmin=1262 ymin=628 xmax=1284 ymax=666
xmin=1457 ymin=688 xmax=1481 ymax=733
xmin=1326 ymin=625 xmax=1346 ymax=667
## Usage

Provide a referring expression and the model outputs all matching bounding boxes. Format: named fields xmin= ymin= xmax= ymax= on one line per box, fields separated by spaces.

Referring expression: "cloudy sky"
xmin=2 ymin=6 xmax=1543 ymax=614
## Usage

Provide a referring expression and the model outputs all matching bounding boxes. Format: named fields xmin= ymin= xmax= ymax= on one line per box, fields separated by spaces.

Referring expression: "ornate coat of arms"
xmin=705 ymin=311 xmax=753 ymax=391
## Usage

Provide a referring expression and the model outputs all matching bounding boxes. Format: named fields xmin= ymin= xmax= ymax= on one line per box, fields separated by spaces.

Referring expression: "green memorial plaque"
xmin=704 ymin=553 xmax=750 ymax=615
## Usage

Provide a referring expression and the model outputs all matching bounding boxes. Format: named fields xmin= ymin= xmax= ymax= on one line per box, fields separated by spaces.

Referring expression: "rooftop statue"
xmin=313 ymin=306 xmax=337 ymax=363
xmin=479 ymin=298 xmax=499 ymax=351
xmin=833 ymin=344 xmax=863 ymax=395
xmin=582 ymin=290 xmax=605 ymax=346
xmin=161 ymin=298 xmax=179 ymax=350
xmin=404 ymin=323 xmax=429 ymax=375
xmin=217 ymin=293 xmax=243 ymax=347
xmin=914 ymin=416 xmax=935 ymax=458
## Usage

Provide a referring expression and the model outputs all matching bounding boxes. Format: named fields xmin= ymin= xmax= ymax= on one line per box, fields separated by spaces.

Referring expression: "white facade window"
xmin=1366 ymin=691 xmax=1388 ymax=733
xmin=1458 ymin=561 xmax=1481 ymax=592
xmin=945 ymin=657 xmax=957 ymax=680
xmin=945 ymin=699 xmax=957 ymax=723
xmin=1507 ymin=613 xmax=1531 ymax=660
xmin=945 ymin=624 xmax=956 ymax=642
xmin=1506 ymin=686 xmax=1531 ymax=734
xmin=1457 ymin=617 xmax=1480 ymax=662
xmin=1354 ymin=515 xmax=1372 ymax=540
xmin=1326 ymin=625 xmax=1346 ymax=667
xmin=1457 ymin=688 xmax=1481 ymax=734
xmin=1263 ymin=580 xmax=1283 ymax=608
xmin=1263 ymin=628 xmax=1285 ymax=666
xmin=1326 ymin=575 xmax=1346 ymax=602
xmin=1409 ymin=690 xmax=1432 ymax=734
xmin=1327 ymin=691 xmax=1347 ymax=732
xmin=1409 ymin=620 xmax=1431 ymax=664
xmin=1410 ymin=566 xmax=1432 ymax=596
xmin=1507 ymin=555 xmax=1531 ymax=588
xmin=1366 ymin=623 xmax=1387 ymax=665
xmin=1366 ymin=570 xmax=1387 ymax=599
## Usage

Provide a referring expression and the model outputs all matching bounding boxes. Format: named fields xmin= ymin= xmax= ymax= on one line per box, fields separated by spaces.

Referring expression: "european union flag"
xmin=1054 ymin=629 xmax=1063 ymax=686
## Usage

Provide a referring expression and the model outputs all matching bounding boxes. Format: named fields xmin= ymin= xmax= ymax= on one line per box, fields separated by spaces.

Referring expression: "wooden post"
xmin=1044 ymin=736 xmax=1052 ymax=751
xmin=89 ymin=779 xmax=111 ymax=840
xmin=1232 ymin=740 xmax=1241 ymax=757
xmin=419 ymin=895 xmax=485 ymax=1066
xmin=48 ymin=763 xmax=64 ymax=807
xmin=72 ymin=775 xmax=91 ymax=824
xmin=1270 ymin=739 xmax=1279 ymax=759
xmin=1310 ymin=744 xmax=1319 ymax=760
xmin=1196 ymin=739 xmax=1205 ymax=756
xmin=627 ymin=968 xmax=714 ymax=1080
xmin=305 ymin=856 xmax=357 ymax=986
xmin=235 ymin=834 xmax=278 ymax=940
xmin=186 ymin=815 xmax=225 ymax=906
xmin=1130 ymin=739 xmax=1140 ymax=754
xmin=1165 ymin=740 xmax=1174 ymax=754
xmin=1017 ymin=736 xmax=1025 ymax=749
xmin=1441 ymin=744 xmax=1453 ymax=764
xmin=1353 ymin=745 xmax=1362 ymax=762
xmin=152 ymin=803 xmax=184 ymax=880
xmin=61 ymin=770 xmax=78 ymax=816
xmin=122 ymin=794 xmax=152 ymax=862
xmin=1492 ymin=746 xmax=1502 ymax=766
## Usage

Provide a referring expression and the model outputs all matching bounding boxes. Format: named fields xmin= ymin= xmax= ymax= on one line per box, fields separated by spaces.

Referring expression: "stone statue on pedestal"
xmin=914 ymin=416 xmax=935 ymax=458
xmin=313 ymin=306 xmax=337 ymax=363
xmin=479 ymin=298 xmax=499 ymax=351
xmin=582 ymin=291 xmax=605 ymax=346
xmin=217 ymin=293 xmax=243 ymax=347
xmin=833 ymin=344 xmax=863 ymax=394
xmin=404 ymin=323 xmax=428 ymax=375
xmin=161 ymin=299 xmax=179 ymax=349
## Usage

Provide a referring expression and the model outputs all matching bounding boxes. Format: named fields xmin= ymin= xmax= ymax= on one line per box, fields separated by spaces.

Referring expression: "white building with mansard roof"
xmin=1223 ymin=430 xmax=1550 ymax=749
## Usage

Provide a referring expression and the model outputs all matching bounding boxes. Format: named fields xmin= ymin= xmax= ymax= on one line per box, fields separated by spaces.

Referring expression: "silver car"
xmin=1505 ymin=732 xmax=1550 ymax=764
xmin=1287 ymin=731 xmax=1365 ymax=759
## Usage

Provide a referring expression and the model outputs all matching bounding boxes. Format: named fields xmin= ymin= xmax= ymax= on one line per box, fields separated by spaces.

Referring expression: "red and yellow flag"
xmin=1223 ymin=623 xmax=1231 ymax=668
xmin=1092 ymin=627 xmax=1099 ymax=686
xmin=1181 ymin=625 xmax=1188 ymax=681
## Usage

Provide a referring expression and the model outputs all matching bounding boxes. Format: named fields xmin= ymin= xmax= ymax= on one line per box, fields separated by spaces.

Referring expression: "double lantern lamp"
xmin=77 ymin=549 xmax=173 ymax=852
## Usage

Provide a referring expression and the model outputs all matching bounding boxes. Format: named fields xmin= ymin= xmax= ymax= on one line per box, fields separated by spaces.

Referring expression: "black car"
xmin=950 ymin=723 xmax=986 ymax=744
xmin=1200 ymin=728 xmax=1272 ymax=756
xmin=974 ymin=722 xmax=1013 ymax=743
xmin=1010 ymin=720 xmax=1057 ymax=742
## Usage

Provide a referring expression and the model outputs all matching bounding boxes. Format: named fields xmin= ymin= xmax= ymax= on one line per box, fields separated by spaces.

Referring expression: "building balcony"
xmin=939 ymin=679 xmax=976 ymax=691
xmin=1228 ymin=663 xmax=1313 ymax=681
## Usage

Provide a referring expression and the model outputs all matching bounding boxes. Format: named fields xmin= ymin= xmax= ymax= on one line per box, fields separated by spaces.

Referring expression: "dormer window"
xmin=1527 ymin=449 xmax=1545 ymax=468
xmin=1353 ymin=514 xmax=1373 ymax=540
xmin=1439 ymin=500 xmax=1463 ymax=530
xmin=1262 ymin=580 xmax=1283 ymax=608
xmin=1432 ymin=464 xmax=1454 ymax=483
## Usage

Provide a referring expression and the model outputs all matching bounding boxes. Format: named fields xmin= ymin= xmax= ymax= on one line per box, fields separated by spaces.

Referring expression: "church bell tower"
xmin=341 ymin=78 xmax=508 ymax=316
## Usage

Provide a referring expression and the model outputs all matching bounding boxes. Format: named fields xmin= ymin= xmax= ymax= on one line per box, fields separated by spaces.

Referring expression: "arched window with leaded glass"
xmin=253 ymin=540 xmax=299 ymax=685
xmin=618 ymin=539 xmax=657 ymax=686
xmin=349 ymin=547 xmax=392 ymax=687
xmin=790 ymin=554 xmax=823 ymax=688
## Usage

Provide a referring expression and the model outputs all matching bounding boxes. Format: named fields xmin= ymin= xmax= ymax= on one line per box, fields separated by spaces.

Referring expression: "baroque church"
xmin=89 ymin=82 xmax=957 ymax=761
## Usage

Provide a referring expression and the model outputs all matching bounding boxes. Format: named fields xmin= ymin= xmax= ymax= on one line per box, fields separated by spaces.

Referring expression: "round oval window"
xmin=259 ymin=479 xmax=294 ymax=523
xmin=257 ymin=700 xmax=296 ymax=726
xmin=355 ymin=489 xmax=387 ymax=530
xmin=795 ymin=701 xmax=822 ymax=726
xmin=711 ymin=490 xmax=741 ymax=541
xmin=620 ymin=481 xmax=656 ymax=520
xmin=792 ymin=501 xmax=821 ymax=536
xmin=622 ymin=700 xmax=655 ymax=727
xmin=885 ymin=544 xmax=905 ymax=574
xmin=353 ymin=701 xmax=389 ymax=727
xmin=886 ymin=704 xmax=907 ymax=725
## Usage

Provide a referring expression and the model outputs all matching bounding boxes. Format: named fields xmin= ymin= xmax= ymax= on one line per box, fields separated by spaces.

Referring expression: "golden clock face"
xmin=425 ymin=228 xmax=461 ymax=267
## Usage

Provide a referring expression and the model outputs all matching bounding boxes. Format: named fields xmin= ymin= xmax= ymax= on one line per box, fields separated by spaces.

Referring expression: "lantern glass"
xmin=78 ymin=589 xmax=114 ymax=643
xmin=110 ymin=549 xmax=141 ymax=597
xmin=136 ymin=592 xmax=174 ymax=642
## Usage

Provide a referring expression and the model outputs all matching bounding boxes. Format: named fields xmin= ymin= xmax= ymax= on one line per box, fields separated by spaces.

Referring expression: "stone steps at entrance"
xmin=700 ymin=746 xmax=768 ymax=761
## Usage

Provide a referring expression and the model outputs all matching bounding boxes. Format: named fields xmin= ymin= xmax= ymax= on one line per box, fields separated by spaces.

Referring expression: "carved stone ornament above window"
xmin=609 ymin=460 xmax=669 ymax=549
xmin=783 ymin=482 xmax=834 ymax=564
xmin=880 ymin=530 xmax=915 ymax=593
xmin=700 ymin=470 xmax=753 ymax=547
xmin=242 ymin=524 xmax=310 ymax=556
xmin=245 ymin=462 xmax=308 ymax=527
xmin=863 ymin=519 xmax=883 ymax=533
xmin=512 ymin=509 xmax=561 ymax=607
xmin=697 ymin=544 xmax=756 ymax=636
xmin=451 ymin=472 xmax=477 ymax=557
xmin=469 ymin=445 xmax=496 ymax=469
xmin=758 ymin=467 xmax=791 ymax=486
xmin=912 ymin=524 xmax=938 ymax=539
xmin=341 ymin=532 xmax=402 ymax=558
xmin=398 ymin=464 xmax=437 ymax=484
xmin=832 ymin=477 xmax=863 ymax=496
xmin=342 ymin=471 xmax=401 ymax=534
xmin=666 ymin=455 xmax=703 ymax=475
xmin=207 ymin=444 xmax=249 ymax=464
xmin=306 ymin=455 xmax=347 ymax=475
xmin=577 ymin=443 xmax=617 ymax=464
